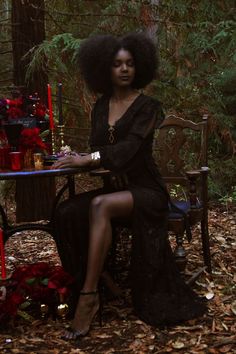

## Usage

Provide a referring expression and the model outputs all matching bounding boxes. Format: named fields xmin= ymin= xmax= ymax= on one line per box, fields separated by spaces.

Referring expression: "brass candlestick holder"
xmin=51 ymin=129 xmax=56 ymax=155
xmin=57 ymin=124 xmax=65 ymax=150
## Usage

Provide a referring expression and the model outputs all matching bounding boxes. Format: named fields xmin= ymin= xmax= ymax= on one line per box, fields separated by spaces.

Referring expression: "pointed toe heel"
xmin=62 ymin=289 xmax=102 ymax=342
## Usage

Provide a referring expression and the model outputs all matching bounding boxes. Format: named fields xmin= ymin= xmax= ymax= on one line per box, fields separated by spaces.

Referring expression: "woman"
xmin=53 ymin=32 xmax=206 ymax=340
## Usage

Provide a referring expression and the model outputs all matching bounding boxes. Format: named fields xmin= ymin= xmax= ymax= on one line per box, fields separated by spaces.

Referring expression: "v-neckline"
xmin=107 ymin=93 xmax=143 ymax=127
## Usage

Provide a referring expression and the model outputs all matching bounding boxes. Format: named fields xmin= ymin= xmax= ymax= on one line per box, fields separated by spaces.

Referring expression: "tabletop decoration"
xmin=9 ymin=151 xmax=23 ymax=171
xmin=33 ymin=152 xmax=44 ymax=170
xmin=0 ymin=91 xmax=50 ymax=168
xmin=0 ymin=92 xmax=48 ymax=128
xmin=47 ymin=84 xmax=56 ymax=154
xmin=0 ymin=262 xmax=74 ymax=326
xmin=57 ymin=83 xmax=66 ymax=149
xmin=19 ymin=127 xmax=48 ymax=168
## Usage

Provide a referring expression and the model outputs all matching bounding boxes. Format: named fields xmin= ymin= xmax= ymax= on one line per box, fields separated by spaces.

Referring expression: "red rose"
xmin=48 ymin=266 xmax=74 ymax=295
xmin=12 ymin=263 xmax=50 ymax=283
xmin=19 ymin=128 xmax=47 ymax=151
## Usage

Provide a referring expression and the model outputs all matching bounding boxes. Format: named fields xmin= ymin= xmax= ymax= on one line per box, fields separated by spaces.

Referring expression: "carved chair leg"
xmin=200 ymin=220 xmax=212 ymax=273
xmin=174 ymin=233 xmax=187 ymax=272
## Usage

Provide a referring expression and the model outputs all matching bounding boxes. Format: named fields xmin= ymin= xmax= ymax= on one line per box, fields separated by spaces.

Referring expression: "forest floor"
xmin=0 ymin=178 xmax=235 ymax=353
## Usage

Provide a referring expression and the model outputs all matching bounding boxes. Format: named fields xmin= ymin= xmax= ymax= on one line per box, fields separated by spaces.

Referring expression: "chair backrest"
xmin=153 ymin=114 xmax=208 ymax=194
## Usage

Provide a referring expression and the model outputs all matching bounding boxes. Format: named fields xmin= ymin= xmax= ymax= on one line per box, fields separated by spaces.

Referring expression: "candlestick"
xmin=47 ymin=84 xmax=54 ymax=130
xmin=57 ymin=83 xmax=63 ymax=126
xmin=51 ymin=130 xmax=56 ymax=155
xmin=58 ymin=125 xmax=65 ymax=149
xmin=0 ymin=228 xmax=6 ymax=280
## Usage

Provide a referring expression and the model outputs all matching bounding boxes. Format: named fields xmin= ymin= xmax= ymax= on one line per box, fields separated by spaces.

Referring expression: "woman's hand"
xmin=51 ymin=153 xmax=91 ymax=169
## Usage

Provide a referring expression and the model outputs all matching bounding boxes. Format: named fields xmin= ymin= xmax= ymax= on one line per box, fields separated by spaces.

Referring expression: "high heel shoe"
xmin=61 ymin=289 xmax=102 ymax=341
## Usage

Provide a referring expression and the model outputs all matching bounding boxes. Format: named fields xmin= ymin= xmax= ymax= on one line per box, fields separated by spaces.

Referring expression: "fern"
xmin=24 ymin=33 xmax=81 ymax=82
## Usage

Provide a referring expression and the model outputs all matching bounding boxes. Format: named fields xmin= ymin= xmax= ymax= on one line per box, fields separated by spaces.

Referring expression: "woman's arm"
xmin=51 ymin=152 xmax=100 ymax=169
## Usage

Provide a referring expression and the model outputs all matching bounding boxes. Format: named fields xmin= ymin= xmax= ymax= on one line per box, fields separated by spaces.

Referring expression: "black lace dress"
xmin=53 ymin=94 xmax=206 ymax=327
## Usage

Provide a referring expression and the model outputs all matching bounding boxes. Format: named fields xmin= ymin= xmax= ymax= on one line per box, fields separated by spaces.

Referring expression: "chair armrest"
xmin=185 ymin=170 xmax=201 ymax=209
xmin=200 ymin=166 xmax=210 ymax=173
xmin=185 ymin=170 xmax=201 ymax=179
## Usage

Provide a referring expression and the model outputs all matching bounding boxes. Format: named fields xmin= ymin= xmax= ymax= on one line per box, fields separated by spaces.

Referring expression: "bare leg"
xmin=68 ymin=191 xmax=133 ymax=336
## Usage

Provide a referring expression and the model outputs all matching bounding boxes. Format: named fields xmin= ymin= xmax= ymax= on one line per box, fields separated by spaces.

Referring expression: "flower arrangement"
xmin=0 ymin=92 xmax=47 ymax=123
xmin=0 ymin=262 xmax=74 ymax=325
xmin=0 ymin=92 xmax=51 ymax=163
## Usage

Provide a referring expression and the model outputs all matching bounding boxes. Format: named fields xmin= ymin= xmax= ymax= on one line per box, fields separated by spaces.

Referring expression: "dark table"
xmin=0 ymin=167 xmax=87 ymax=243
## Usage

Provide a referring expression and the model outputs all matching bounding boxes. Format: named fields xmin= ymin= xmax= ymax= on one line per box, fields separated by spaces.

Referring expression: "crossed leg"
xmin=68 ymin=190 xmax=134 ymax=337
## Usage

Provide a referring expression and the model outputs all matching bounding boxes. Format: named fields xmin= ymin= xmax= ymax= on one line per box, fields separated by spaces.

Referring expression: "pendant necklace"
xmin=108 ymin=124 xmax=115 ymax=144
xmin=109 ymin=93 xmax=138 ymax=144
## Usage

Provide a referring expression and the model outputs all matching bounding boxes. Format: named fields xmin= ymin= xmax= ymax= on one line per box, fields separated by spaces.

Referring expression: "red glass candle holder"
xmin=9 ymin=152 xmax=22 ymax=171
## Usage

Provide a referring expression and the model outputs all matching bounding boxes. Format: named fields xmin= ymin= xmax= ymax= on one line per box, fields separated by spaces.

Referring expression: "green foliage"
xmin=214 ymin=68 xmax=236 ymax=115
xmin=209 ymin=157 xmax=236 ymax=199
xmin=219 ymin=186 xmax=236 ymax=209
xmin=25 ymin=33 xmax=81 ymax=82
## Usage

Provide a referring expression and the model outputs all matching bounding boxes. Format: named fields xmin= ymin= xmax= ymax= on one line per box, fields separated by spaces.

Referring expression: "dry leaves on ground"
xmin=0 ymin=197 xmax=235 ymax=353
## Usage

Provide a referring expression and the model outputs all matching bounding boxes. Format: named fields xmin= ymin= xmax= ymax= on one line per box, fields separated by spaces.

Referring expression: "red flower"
xmin=12 ymin=262 xmax=50 ymax=280
xmin=19 ymin=128 xmax=47 ymax=152
xmin=35 ymin=103 xmax=47 ymax=118
xmin=0 ymin=262 xmax=75 ymax=324
xmin=6 ymin=98 xmax=24 ymax=119
xmin=7 ymin=106 xmax=24 ymax=119
xmin=48 ymin=266 xmax=74 ymax=295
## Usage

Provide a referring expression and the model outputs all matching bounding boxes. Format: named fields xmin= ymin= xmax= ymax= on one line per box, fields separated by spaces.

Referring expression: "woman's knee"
xmin=90 ymin=195 xmax=110 ymax=216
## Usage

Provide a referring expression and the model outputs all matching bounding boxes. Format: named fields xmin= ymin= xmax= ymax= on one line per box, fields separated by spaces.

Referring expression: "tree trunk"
xmin=11 ymin=0 xmax=55 ymax=223
xmin=11 ymin=0 xmax=47 ymax=101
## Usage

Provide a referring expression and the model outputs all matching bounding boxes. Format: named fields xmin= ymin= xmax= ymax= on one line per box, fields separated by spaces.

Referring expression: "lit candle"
xmin=0 ymin=228 xmax=6 ymax=280
xmin=57 ymin=83 xmax=63 ymax=126
xmin=47 ymin=84 xmax=54 ymax=130
xmin=33 ymin=153 xmax=44 ymax=170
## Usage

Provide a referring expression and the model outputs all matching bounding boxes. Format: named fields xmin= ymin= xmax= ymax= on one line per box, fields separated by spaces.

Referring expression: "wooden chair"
xmin=153 ymin=114 xmax=211 ymax=275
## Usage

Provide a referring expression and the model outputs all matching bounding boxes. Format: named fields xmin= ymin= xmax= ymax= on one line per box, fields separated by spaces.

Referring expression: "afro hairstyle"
xmin=77 ymin=32 xmax=158 ymax=94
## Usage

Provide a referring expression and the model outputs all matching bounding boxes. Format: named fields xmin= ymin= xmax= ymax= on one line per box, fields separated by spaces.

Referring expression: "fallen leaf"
xmin=205 ymin=292 xmax=215 ymax=300
xmin=172 ymin=340 xmax=185 ymax=349
xmin=231 ymin=300 xmax=236 ymax=315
